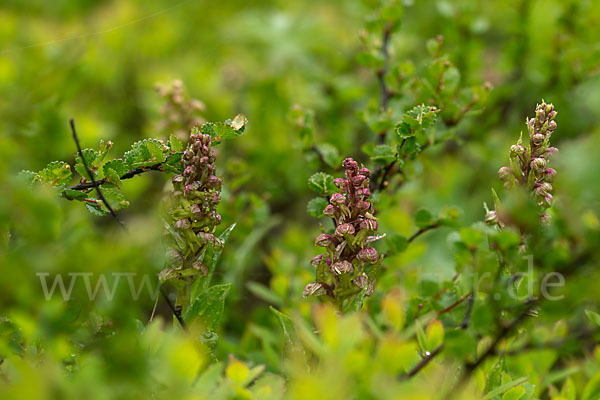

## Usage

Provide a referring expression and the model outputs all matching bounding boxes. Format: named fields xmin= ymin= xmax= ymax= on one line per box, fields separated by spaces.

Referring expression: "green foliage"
xmin=3 ymin=0 xmax=600 ymax=399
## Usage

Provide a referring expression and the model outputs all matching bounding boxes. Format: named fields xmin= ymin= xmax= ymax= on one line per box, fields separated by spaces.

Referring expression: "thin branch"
xmin=377 ymin=159 xmax=397 ymax=191
xmin=160 ymin=287 xmax=187 ymax=330
xmin=402 ymin=344 xmax=443 ymax=379
xmin=500 ymin=328 xmax=599 ymax=356
xmin=65 ymin=162 xmax=166 ymax=192
xmin=377 ymin=24 xmax=392 ymax=144
xmin=461 ymin=299 xmax=537 ymax=381
xmin=69 ymin=119 xmax=123 ymax=224
xmin=460 ymin=292 xmax=475 ymax=329
xmin=408 ymin=221 xmax=441 ymax=243
xmin=437 ymin=291 xmax=472 ymax=317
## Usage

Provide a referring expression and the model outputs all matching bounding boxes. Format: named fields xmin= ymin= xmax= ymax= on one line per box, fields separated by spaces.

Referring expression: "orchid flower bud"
xmin=323 ymin=204 xmax=336 ymax=216
xmin=360 ymin=217 xmax=378 ymax=231
xmin=172 ymin=175 xmax=184 ymax=183
xmin=535 ymin=182 xmax=552 ymax=198
xmin=530 ymin=157 xmax=546 ymax=172
xmin=335 ymin=223 xmax=355 ymax=236
xmin=315 ymin=233 xmax=336 ymax=247
xmin=532 ymin=134 xmax=545 ymax=146
xmin=544 ymin=168 xmax=557 ymax=182
xmin=184 ymin=166 xmax=194 ymax=176
xmin=485 ymin=210 xmax=499 ymax=226
xmin=352 ymin=175 xmax=366 ymax=187
xmin=330 ymin=193 xmax=346 ymax=205
xmin=510 ymin=144 xmax=526 ymax=157
xmin=174 ymin=218 xmax=191 ymax=230
xmin=357 ymin=247 xmax=378 ymax=264
xmin=303 ymin=282 xmax=327 ymax=297
xmin=331 ymin=260 xmax=354 ymax=275
xmin=358 ymin=168 xmax=371 ymax=177
xmin=351 ymin=274 xmax=374 ymax=296
xmin=343 ymin=158 xmax=358 ymax=173
xmin=545 ymin=147 xmax=559 ymax=157
xmin=205 ymin=176 xmax=222 ymax=189
xmin=498 ymin=167 xmax=514 ymax=181
xmin=541 ymin=213 xmax=552 ymax=225
xmin=310 ymin=254 xmax=324 ymax=268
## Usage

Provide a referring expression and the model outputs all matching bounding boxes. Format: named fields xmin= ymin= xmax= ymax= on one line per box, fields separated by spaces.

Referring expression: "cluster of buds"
xmin=160 ymin=132 xmax=222 ymax=283
xmin=156 ymin=80 xmax=206 ymax=139
xmin=303 ymin=158 xmax=384 ymax=310
xmin=486 ymin=100 xmax=558 ymax=227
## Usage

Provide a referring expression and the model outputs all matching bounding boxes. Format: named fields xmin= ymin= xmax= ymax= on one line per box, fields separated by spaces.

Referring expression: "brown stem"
xmin=402 ymin=344 xmax=443 ymax=379
xmin=437 ymin=291 xmax=472 ymax=316
xmin=408 ymin=221 xmax=440 ymax=243
xmin=69 ymin=119 xmax=123 ymax=225
xmin=64 ymin=162 xmax=167 ymax=192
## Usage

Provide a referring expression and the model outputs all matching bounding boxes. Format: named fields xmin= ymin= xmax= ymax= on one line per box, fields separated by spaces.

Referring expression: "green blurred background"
xmin=1 ymin=0 xmax=600 ymax=398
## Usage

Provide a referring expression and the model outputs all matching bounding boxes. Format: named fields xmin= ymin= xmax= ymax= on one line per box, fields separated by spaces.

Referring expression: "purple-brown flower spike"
xmin=161 ymin=131 xmax=223 ymax=284
xmin=486 ymin=100 xmax=558 ymax=228
xmin=304 ymin=158 xmax=384 ymax=311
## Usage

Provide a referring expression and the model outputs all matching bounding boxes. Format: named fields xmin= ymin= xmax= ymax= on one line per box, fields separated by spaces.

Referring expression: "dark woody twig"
xmin=408 ymin=221 xmax=441 ymax=243
xmin=160 ymin=287 xmax=187 ymax=330
xmin=69 ymin=119 xmax=123 ymax=225
xmin=402 ymin=344 xmax=443 ymax=379
xmin=65 ymin=162 xmax=166 ymax=192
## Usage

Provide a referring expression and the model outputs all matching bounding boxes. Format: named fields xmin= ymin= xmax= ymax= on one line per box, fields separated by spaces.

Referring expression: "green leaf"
xmin=195 ymin=363 xmax=225 ymax=394
xmin=84 ymin=188 xmax=129 ymax=216
xmin=75 ymin=148 xmax=98 ymax=168
xmin=483 ymin=357 xmax=505 ymax=395
xmin=459 ymin=227 xmax=484 ymax=248
xmin=164 ymin=152 xmax=183 ymax=174
xmin=18 ymin=170 xmax=41 ymax=185
xmin=561 ymin=377 xmax=576 ymax=400
xmin=146 ymin=139 xmax=167 ymax=163
xmin=270 ymin=306 xmax=297 ymax=347
xmin=482 ymin=376 xmax=529 ymax=400
xmin=395 ymin=104 xmax=439 ymax=138
xmin=103 ymin=159 xmax=129 ymax=177
xmin=356 ymin=52 xmax=384 ymax=68
xmin=230 ymin=113 xmax=248 ymax=131
xmin=308 ymin=172 xmax=336 ymax=195
xmin=105 ymin=168 xmax=122 ymax=188
xmin=85 ymin=201 xmax=107 ymax=216
xmin=39 ymin=161 xmax=72 ymax=186
xmin=201 ymin=122 xmax=216 ymax=139
xmin=369 ymin=118 xmax=394 ymax=133
xmin=247 ymin=282 xmax=282 ymax=305
xmin=346 ymin=286 xmax=369 ymax=312
xmin=582 ymin=372 xmax=600 ymax=400
xmin=425 ymin=319 xmax=444 ymax=351
xmin=388 ymin=234 xmax=408 ymax=253
xmin=193 ymin=223 xmax=237 ymax=295
xmin=415 ymin=209 xmax=433 ymax=228
xmin=371 ymin=145 xmax=397 ymax=166
xmin=501 ymin=386 xmax=526 ymax=400
xmin=442 ymin=66 xmax=460 ymax=95
xmin=585 ymin=310 xmax=600 ymax=327
xmin=63 ymin=189 xmax=88 ymax=200
xmin=184 ymin=283 xmax=231 ymax=331
xmin=207 ymin=114 xmax=248 ymax=142
xmin=399 ymin=136 xmax=421 ymax=158
xmin=415 ymin=320 xmax=427 ymax=352
xmin=169 ymin=134 xmax=184 ymax=152
xmin=307 ymin=197 xmax=328 ymax=218
xmin=314 ymin=143 xmax=340 ymax=168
